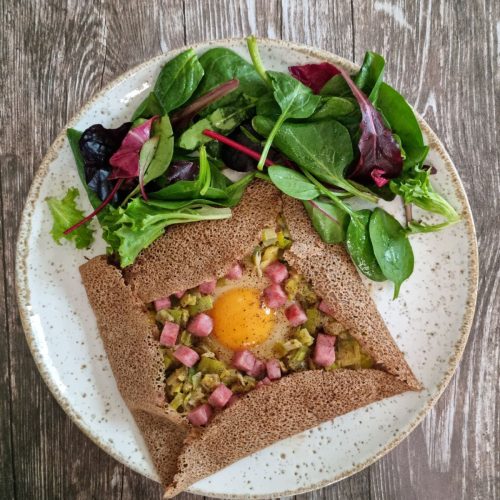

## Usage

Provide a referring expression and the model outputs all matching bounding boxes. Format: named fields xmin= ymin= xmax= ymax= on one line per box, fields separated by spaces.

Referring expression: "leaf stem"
xmin=257 ymin=112 xmax=287 ymax=170
xmin=246 ymin=36 xmax=272 ymax=87
xmin=64 ymin=179 xmax=124 ymax=235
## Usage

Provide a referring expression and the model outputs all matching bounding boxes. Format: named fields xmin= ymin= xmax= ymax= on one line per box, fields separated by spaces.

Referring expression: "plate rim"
xmin=15 ymin=37 xmax=479 ymax=498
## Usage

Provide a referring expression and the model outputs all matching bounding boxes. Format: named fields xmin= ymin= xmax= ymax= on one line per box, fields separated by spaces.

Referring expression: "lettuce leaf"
xmin=46 ymin=188 xmax=94 ymax=249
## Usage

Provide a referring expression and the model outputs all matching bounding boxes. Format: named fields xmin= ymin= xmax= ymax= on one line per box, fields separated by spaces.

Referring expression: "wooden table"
xmin=1 ymin=1 xmax=498 ymax=499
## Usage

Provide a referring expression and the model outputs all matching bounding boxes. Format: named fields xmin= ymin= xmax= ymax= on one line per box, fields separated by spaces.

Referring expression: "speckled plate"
xmin=16 ymin=38 xmax=478 ymax=498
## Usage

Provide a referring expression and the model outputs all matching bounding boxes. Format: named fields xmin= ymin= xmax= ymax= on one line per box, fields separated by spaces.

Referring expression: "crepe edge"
xmin=163 ymin=368 xmax=411 ymax=497
xmin=80 ymin=256 xmax=189 ymax=485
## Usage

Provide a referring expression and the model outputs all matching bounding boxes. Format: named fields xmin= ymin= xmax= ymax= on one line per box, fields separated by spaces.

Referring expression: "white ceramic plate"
xmin=16 ymin=38 xmax=478 ymax=498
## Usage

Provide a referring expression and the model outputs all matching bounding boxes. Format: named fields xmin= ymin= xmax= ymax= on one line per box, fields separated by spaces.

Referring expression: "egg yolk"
xmin=210 ymin=288 xmax=275 ymax=350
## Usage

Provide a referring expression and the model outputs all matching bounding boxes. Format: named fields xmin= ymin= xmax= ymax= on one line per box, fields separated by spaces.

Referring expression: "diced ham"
xmin=263 ymin=283 xmax=287 ymax=308
xmin=227 ymin=394 xmax=240 ymax=407
xmin=285 ymin=303 xmax=308 ymax=326
xmin=319 ymin=300 xmax=335 ymax=317
xmin=154 ymin=296 xmax=171 ymax=311
xmin=199 ymin=279 xmax=216 ymax=294
xmin=256 ymin=377 xmax=271 ymax=388
xmin=247 ymin=359 xmax=265 ymax=378
xmin=187 ymin=403 xmax=212 ymax=426
xmin=313 ymin=333 xmax=336 ymax=367
xmin=264 ymin=261 xmax=289 ymax=284
xmin=266 ymin=359 xmax=282 ymax=380
xmin=208 ymin=384 xmax=233 ymax=408
xmin=226 ymin=262 xmax=244 ymax=280
xmin=159 ymin=321 xmax=179 ymax=347
xmin=187 ymin=313 xmax=213 ymax=337
xmin=173 ymin=345 xmax=200 ymax=367
xmin=172 ymin=290 xmax=185 ymax=299
xmin=232 ymin=350 xmax=256 ymax=372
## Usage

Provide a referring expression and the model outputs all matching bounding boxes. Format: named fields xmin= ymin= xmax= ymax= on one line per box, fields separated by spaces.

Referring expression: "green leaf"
xmin=178 ymin=99 xmax=255 ymax=150
xmin=138 ymin=135 xmax=160 ymax=194
xmin=268 ymin=166 xmax=321 ymax=200
xmin=346 ymin=209 xmax=385 ymax=281
xmin=390 ymin=165 xmax=460 ymax=227
xmin=376 ymin=82 xmax=427 ymax=167
xmin=145 ymin=115 xmax=174 ymax=183
xmin=246 ymin=35 xmax=272 ymax=86
xmin=190 ymin=48 xmax=268 ymax=115
xmin=308 ymin=96 xmax=359 ymax=121
xmin=153 ymin=49 xmax=204 ymax=114
xmin=354 ymin=51 xmax=385 ymax=103
xmin=46 ymin=188 xmax=94 ymax=249
xmin=131 ymin=92 xmax=164 ymax=121
xmin=320 ymin=74 xmax=351 ymax=97
xmin=253 ymin=115 xmax=375 ymax=201
xmin=66 ymin=129 xmax=102 ymax=211
xmin=304 ymin=198 xmax=349 ymax=244
xmin=102 ymin=198 xmax=232 ymax=267
xmin=369 ymin=208 xmax=414 ymax=298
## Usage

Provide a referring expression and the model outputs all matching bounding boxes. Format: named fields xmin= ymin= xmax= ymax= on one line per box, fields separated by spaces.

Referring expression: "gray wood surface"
xmin=1 ymin=0 xmax=498 ymax=499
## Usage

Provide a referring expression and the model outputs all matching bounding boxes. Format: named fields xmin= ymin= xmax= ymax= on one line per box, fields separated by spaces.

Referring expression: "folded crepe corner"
xmin=79 ymin=180 xmax=421 ymax=497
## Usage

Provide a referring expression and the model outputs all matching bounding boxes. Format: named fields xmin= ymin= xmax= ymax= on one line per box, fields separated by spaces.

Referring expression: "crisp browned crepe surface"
xmin=79 ymin=180 xmax=420 ymax=497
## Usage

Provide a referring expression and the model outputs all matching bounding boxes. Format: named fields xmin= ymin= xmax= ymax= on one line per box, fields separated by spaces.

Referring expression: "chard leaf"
xmin=178 ymin=100 xmax=255 ymax=150
xmin=268 ymin=166 xmax=321 ymax=200
xmin=346 ymin=209 xmax=385 ymax=281
xmin=191 ymin=48 xmax=267 ymax=114
xmin=46 ymin=188 xmax=94 ymax=249
xmin=153 ymin=49 xmax=204 ymax=114
xmin=289 ymin=62 xmax=340 ymax=94
xmin=304 ymin=198 xmax=349 ymax=244
xmin=102 ymin=199 xmax=231 ymax=267
xmin=369 ymin=208 xmax=414 ymax=298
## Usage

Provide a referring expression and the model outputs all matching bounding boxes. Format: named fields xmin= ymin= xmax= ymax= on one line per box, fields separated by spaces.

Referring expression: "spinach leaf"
xmin=66 ymin=129 xmax=103 ymax=211
xmin=304 ymin=198 xmax=349 ymax=243
xmin=178 ymin=99 xmax=255 ymax=150
xmin=256 ymin=93 xmax=281 ymax=118
xmin=320 ymin=74 xmax=351 ymax=97
xmin=256 ymin=71 xmax=321 ymax=170
xmin=354 ymin=51 xmax=385 ymax=103
xmin=131 ymin=92 xmax=163 ymax=121
xmin=191 ymin=48 xmax=267 ymax=114
xmin=268 ymin=166 xmax=321 ymax=200
xmin=369 ymin=208 xmax=414 ymax=298
xmin=46 ymin=188 xmax=94 ymax=249
xmin=153 ymin=49 xmax=204 ymax=114
xmin=346 ymin=209 xmax=385 ymax=281
xmin=252 ymin=115 xmax=375 ymax=200
xmin=376 ymin=82 xmax=428 ymax=168
xmin=102 ymin=199 xmax=231 ymax=267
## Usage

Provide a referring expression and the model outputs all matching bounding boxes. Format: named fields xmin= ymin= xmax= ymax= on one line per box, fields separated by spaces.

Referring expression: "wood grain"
xmin=0 ymin=1 xmax=498 ymax=499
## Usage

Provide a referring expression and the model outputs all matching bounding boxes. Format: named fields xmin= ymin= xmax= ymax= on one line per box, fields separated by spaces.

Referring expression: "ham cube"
xmin=285 ymin=303 xmax=308 ymax=326
xmin=232 ymin=350 xmax=256 ymax=372
xmin=187 ymin=313 xmax=213 ymax=337
xmin=154 ymin=296 xmax=171 ymax=311
xmin=172 ymin=290 xmax=185 ymax=299
xmin=247 ymin=359 xmax=265 ymax=378
xmin=263 ymin=284 xmax=287 ymax=308
xmin=187 ymin=403 xmax=212 ymax=426
xmin=226 ymin=262 xmax=244 ymax=280
xmin=313 ymin=333 xmax=336 ymax=367
xmin=319 ymin=300 xmax=335 ymax=317
xmin=256 ymin=377 xmax=271 ymax=388
xmin=266 ymin=359 xmax=281 ymax=380
xmin=199 ymin=279 xmax=216 ymax=294
xmin=208 ymin=384 xmax=233 ymax=408
xmin=264 ymin=261 xmax=288 ymax=284
xmin=159 ymin=321 xmax=179 ymax=347
xmin=173 ymin=345 xmax=200 ymax=367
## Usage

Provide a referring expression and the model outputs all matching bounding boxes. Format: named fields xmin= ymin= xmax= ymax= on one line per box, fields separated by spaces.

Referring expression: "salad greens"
xmin=49 ymin=38 xmax=459 ymax=298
